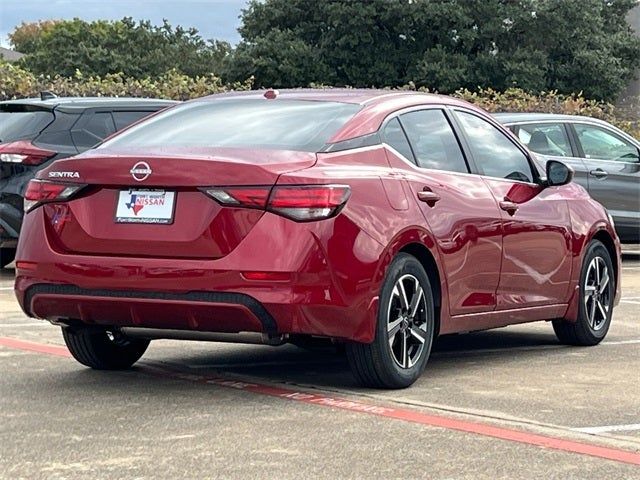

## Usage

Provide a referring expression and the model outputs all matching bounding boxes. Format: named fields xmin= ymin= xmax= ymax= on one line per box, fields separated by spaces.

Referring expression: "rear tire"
xmin=62 ymin=327 xmax=149 ymax=370
xmin=0 ymin=247 xmax=16 ymax=268
xmin=346 ymin=253 xmax=435 ymax=389
xmin=552 ymin=240 xmax=614 ymax=346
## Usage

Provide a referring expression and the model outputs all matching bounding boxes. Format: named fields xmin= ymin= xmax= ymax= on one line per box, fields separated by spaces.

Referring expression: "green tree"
xmin=10 ymin=18 xmax=231 ymax=79
xmin=226 ymin=0 xmax=640 ymax=101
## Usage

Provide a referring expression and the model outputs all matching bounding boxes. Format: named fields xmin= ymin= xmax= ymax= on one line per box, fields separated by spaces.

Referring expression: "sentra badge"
xmin=48 ymin=171 xmax=80 ymax=178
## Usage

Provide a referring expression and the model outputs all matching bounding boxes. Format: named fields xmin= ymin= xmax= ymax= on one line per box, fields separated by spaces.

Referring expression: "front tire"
xmin=553 ymin=240 xmax=615 ymax=346
xmin=62 ymin=327 xmax=149 ymax=370
xmin=347 ymin=253 xmax=435 ymax=389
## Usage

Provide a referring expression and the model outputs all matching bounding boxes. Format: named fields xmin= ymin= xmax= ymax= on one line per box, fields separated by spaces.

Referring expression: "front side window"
xmin=101 ymin=99 xmax=361 ymax=153
xmin=574 ymin=124 xmax=639 ymax=163
xmin=398 ymin=109 xmax=468 ymax=173
xmin=457 ymin=111 xmax=534 ymax=183
xmin=516 ymin=123 xmax=572 ymax=157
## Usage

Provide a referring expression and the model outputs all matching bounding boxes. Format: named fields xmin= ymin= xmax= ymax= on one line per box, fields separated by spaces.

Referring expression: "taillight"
xmin=268 ymin=185 xmax=351 ymax=221
xmin=0 ymin=140 xmax=56 ymax=166
xmin=202 ymin=186 xmax=271 ymax=209
xmin=23 ymin=179 xmax=86 ymax=212
xmin=201 ymin=184 xmax=351 ymax=222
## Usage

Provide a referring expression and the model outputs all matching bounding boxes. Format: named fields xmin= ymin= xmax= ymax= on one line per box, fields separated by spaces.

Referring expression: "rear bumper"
xmin=15 ymin=209 xmax=383 ymax=343
xmin=22 ymin=283 xmax=278 ymax=335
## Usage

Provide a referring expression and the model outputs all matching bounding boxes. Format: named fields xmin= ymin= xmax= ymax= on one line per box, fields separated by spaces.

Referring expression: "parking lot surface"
xmin=1 ymin=256 xmax=639 ymax=479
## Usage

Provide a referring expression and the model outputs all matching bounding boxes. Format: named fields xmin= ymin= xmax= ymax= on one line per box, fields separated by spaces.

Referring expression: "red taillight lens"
xmin=201 ymin=186 xmax=271 ymax=209
xmin=201 ymin=184 xmax=350 ymax=222
xmin=268 ymin=185 xmax=351 ymax=221
xmin=0 ymin=140 xmax=55 ymax=166
xmin=23 ymin=179 xmax=85 ymax=212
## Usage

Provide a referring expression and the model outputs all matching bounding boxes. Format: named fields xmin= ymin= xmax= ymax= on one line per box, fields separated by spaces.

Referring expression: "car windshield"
xmin=0 ymin=111 xmax=54 ymax=143
xmin=100 ymin=99 xmax=361 ymax=153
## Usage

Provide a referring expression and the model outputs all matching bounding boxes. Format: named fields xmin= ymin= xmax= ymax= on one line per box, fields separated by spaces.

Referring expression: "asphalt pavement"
xmin=1 ymin=256 xmax=639 ymax=479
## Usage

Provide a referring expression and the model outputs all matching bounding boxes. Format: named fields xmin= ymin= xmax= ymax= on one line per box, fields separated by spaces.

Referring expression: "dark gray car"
xmin=0 ymin=96 xmax=177 ymax=267
xmin=496 ymin=113 xmax=640 ymax=243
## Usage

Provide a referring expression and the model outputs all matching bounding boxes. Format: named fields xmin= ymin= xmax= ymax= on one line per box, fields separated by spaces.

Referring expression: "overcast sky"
xmin=0 ymin=0 xmax=249 ymax=48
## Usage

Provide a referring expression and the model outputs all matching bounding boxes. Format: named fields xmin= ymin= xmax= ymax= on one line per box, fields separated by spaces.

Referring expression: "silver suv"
xmin=496 ymin=113 xmax=639 ymax=243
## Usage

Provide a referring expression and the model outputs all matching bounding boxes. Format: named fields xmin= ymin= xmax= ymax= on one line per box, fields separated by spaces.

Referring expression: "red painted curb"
xmin=2 ymin=335 xmax=639 ymax=466
xmin=0 ymin=336 xmax=71 ymax=357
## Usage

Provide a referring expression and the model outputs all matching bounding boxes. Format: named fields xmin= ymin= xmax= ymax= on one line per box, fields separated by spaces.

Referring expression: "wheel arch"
xmin=399 ymin=242 xmax=443 ymax=337
xmin=563 ymin=225 xmax=620 ymax=322
xmin=371 ymin=227 xmax=449 ymax=341
xmin=591 ymin=229 xmax=618 ymax=285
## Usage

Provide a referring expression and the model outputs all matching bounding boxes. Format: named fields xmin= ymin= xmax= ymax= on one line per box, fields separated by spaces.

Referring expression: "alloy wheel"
xmin=583 ymin=256 xmax=611 ymax=331
xmin=387 ymin=274 xmax=429 ymax=368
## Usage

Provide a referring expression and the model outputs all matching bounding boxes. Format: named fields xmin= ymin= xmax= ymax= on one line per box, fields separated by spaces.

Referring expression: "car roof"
xmin=494 ymin=112 xmax=612 ymax=125
xmin=195 ymin=88 xmax=469 ymax=107
xmin=0 ymin=96 xmax=178 ymax=112
xmin=493 ymin=112 xmax=640 ymax=144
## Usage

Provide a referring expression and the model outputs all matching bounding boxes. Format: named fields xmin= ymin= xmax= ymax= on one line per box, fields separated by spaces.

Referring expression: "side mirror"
xmin=545 ymin=160 xmax=573 ymax=187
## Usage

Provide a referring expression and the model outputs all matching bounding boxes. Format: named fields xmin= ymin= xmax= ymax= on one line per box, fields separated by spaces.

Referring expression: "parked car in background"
xmin=496 ymin=113 xmax=640 ymax=243
xmin=0 ymin=95 xmax=177 ymax=267
xmin=15 ymin=90 xmax=621 ymax=388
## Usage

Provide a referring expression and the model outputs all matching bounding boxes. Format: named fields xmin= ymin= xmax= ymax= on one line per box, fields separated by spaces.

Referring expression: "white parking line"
xmin=432 ymin=339 xmax=640 ymax=356
xmin=602 ymin=339 xmax=640 ymax=345
xmin=621 ymin=300 xmax=640 ymax=305
xmin=574 ymin=424 xmax=640 ymax=434
xmin=0 ymin=323 xmax=49 ymax=328
xmin=0 ymin=287 xmax=15 ymax=291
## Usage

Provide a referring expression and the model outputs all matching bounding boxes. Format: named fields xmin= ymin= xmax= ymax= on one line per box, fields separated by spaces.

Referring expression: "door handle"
xmin=589 ymin=168 xmax=608 ymax=179
xmin=417 ymin=188 xmax=440 ymax=206
xmin=499 ymin=199 xmax=518 ymax=215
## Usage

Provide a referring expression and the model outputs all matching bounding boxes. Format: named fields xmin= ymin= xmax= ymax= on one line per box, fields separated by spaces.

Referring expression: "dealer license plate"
xmin=115 ymin=189 xmax=175 ymax=224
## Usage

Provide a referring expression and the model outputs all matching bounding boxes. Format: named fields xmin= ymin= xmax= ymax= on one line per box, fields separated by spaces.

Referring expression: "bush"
xmin=0 ymin=62 xmax=252 ymax=101
xmin=0 ymin=62 xmax=636 ymax=139
xmin=450 ymin=87 xmax=640 ymax=139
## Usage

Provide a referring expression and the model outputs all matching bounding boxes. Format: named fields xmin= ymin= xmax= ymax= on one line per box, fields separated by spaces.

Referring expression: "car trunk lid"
xmin=37 ymin=147 xmax=316 ymax=259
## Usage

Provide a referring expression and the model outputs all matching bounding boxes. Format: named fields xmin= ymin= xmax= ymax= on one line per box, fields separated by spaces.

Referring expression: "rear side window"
xmin=72 ymin=112 xmax=117 ymax=149
xmin=0 ymin=110 xmax=54 ymax=142
xmin=112 ymin=111 xmax=155 ymax=130
xmin=399 ymin=109 xmax=468 ymax=173
xmin=516 ymin=123 xmax=572 ymax=157
xmin=456 ymin=111 xmax=534 ymax=183
xmin=101 ymin=100 xmax=361 ymax=153
xmin=382 ymin=118 xmax=414 ymax=161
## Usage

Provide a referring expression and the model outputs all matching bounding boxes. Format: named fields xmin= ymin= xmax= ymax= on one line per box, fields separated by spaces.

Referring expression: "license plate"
xmin=115 ymin=189 xmax=175 ymax=224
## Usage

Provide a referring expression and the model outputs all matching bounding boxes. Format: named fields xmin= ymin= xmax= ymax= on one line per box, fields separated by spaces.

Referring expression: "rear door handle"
xmin=589 ymin=168 xmax=608 ymax=179
xmin=499 ymin=199 xmax=518 ymax=215
xmin=417 ymin=188 xmax=440 ymax=206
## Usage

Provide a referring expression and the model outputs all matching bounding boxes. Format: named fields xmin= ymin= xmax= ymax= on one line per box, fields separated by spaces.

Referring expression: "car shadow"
xmin=137 ymin=327 xmax=566 ymax=391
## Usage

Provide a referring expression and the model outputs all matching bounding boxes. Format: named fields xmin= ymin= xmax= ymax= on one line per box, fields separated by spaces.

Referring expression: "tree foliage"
xmin=11 ymin=18 xmax=231 ymax=79
xmin=7 ymin=1 xmax=640 ymax=102
xmin=225 ymin=0 xmax=640 ymax=101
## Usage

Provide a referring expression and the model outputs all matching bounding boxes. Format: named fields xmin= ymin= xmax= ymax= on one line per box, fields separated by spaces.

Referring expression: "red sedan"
xmin=14 ymin=90 xmax=621 ymax=388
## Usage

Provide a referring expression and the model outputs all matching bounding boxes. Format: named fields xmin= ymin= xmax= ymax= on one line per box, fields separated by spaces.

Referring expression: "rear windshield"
xmin=100 ymin=99 xmax=361 ymax=152
xmin=0 ymin=111 xmax=54 ymax=143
